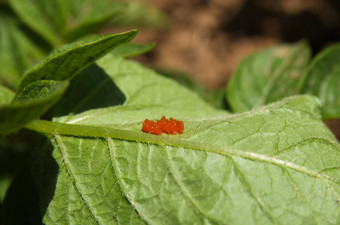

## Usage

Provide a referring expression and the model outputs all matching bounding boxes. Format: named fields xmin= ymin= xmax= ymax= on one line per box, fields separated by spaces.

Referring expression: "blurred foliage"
xmin=0 ymin=0 xmax=167 ymax=91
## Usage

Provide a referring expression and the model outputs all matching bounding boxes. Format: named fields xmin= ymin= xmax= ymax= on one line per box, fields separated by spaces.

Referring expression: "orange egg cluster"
xmin=142 ymin=116 xmax=184 ymax=135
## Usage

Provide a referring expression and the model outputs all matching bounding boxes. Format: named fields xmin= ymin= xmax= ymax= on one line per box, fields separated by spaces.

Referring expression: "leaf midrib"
xmin=25 ymin=119 xmax=340 ymax=187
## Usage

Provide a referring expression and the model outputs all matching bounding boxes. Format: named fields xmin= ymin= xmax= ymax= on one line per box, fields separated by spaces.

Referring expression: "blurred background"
xmin=129 ymin=0 xmax=340 ymax=89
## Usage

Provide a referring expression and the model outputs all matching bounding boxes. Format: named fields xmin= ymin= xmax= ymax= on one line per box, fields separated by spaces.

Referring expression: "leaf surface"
xmin=18 ymin=30 xmax=137 ymax=90
xmin=226 ymin=41 xmax=311 ymax=112
xmin=0 ymin=80 xmax=68 ymax=134
xmin=300 ymin=43 xmax=340 ymax=120
xmin=17 ymin=55 xmax=339 ymax=225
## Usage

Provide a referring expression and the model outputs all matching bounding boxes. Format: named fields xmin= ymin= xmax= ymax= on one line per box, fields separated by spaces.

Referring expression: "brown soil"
xmin=133 ymin=0 xmax=340 ymax=139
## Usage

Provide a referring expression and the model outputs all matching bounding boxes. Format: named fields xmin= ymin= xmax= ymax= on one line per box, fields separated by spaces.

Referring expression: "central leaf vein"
xmin=27 ymin=120 xmax=340 ymax=188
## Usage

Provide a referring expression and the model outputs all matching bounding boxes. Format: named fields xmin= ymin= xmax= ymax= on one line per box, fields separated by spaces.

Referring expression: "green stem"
xmin=25 ymin=119 xmax=196 ymax=148
xmin=25 ymin=119 xmax=339 ymax=185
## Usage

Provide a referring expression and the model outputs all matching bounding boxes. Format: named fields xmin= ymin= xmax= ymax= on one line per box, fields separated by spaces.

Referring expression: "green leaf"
xmin=0 ymin=14 xmax=45 ymax=90
xmin=109 ymin=1 xmax=168 ymax=29
xmin=18 ymin=30 xmax=137 ymax=90
xmin=11 ymin=55 xmax=339 ymax=224
xmin=203 ymin=88 xmax=228 ymax=109
xmin=226 ymin=41 xmax=311 ymax=113
xmin=0 ymin=85 xmax=15 ymax=105
xmin=300 ymin=43 xmax=340 ymax=120
xmin=58 ymin=0 xmax=123 ymax=42
xmin=111 ymin=42 xmax=155 ymax=58
xmin=24 ymin=96 xmax=340 ymax=225
xmin=0 ymin=80 xmax=68 ymax=134
xmin=43 ymin=64 xmax=126 ymax=118
xmin=9 ymin=0 xmax=124 ymax=45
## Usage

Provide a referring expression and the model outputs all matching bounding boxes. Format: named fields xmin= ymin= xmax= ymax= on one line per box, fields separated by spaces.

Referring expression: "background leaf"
xmin=9 ymin=0 xmax=124 ymax=45
xmin=0 ymin=80 xmax=68 ymax=134
xmin=226 ymin=41 xmax=311 ymax=113
xmin=300 ymin=43 xmax=340 ymax=120
xmin=19 ymin=30 xmax=137 ymax=90
xmin=109 ymin=1 xmax=168 ymax=29
xmin=0 ymin=86 xmax=15 ymax=104
xmin=0 ymin=14 xmax=45 ymax=90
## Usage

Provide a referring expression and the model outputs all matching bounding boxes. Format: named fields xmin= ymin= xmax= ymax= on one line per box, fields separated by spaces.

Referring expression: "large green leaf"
xmin=18 ymin=30 xmax=137 ymax=90
xmin=9 ymin=0 xmax=124 ymax=45
xmin=300 ymin=43 xmax=340 ymax=120
xmin=0 ymin=14 xmax=45 ymax=90
xmin=0 ymin=80 xmax=68 ymax=134
xmin=226 ymin=41 xmax=311 ymax=113
xmin=7 ymin=55 xmax=338 ymax=224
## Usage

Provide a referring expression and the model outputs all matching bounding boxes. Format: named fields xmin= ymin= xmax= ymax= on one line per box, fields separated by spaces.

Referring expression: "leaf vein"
xmin=55 ymin=135 xmax=100 ymax=223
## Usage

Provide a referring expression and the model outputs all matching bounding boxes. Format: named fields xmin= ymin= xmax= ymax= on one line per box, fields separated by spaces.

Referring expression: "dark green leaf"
xmin=109 ymin=1 xmax=168 ymax=29
xmin=18 ymin=30 xmax=137 ymax=90
xmin=0 ymin=14 xmax=44 ymax=89
xmin=2 ymin=163 xmax=42 ymax=224
xmin=226 ymin=41 xmax=311 ymax=112
xmin=203 ymin=88 xmax=228 ymax=109
xmin=0 ymin=80 xmax=68 ymax=134
xmin=58 ymin=0 xmax=123 ymax=42
xmin=44 ymin=64 xmax=126 ymax=118
xmin=300 ymin=43 xmax=340 ymax=120
xmin=2 ymin=138 xmax=60 ymax=224
xmin=9 ymin=0 xmax=124 ymax=45
xmin=0 ymin=177 xmax=11 ymax=203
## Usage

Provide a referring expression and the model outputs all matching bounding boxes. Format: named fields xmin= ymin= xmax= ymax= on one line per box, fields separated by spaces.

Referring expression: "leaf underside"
xmin=15 ymin=54 xmax=338 ymax=225
xmin=0 ymin=80 xmax=68 ymax=134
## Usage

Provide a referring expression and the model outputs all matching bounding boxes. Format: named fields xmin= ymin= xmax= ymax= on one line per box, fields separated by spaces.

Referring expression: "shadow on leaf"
xmin=44 ymin=64 xmax=126 ymax=118
xmin=2 ymin=137 xmax=58 ymax=224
